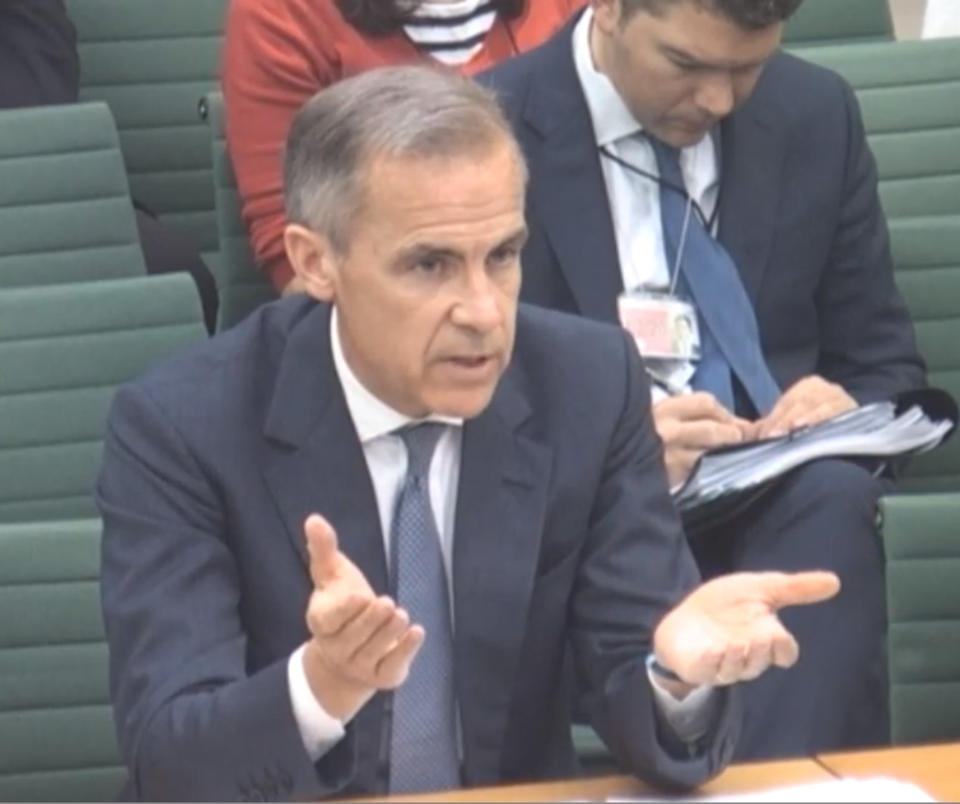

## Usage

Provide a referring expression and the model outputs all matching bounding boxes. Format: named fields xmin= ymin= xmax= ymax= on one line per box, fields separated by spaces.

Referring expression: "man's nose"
xmin=451 ymin=270 xmax=502 ymax=332
xmin=694 ymin=73 xmax=736 ymax=120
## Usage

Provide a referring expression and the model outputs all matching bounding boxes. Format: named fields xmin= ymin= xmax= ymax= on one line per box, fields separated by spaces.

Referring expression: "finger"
xmin=771 ymin=628 xmax=800 ymax=669
xmin=760 ymin=571 xmax=841 ymax=609
xmin=656 ymin=392 xmax=737 ymax=424
xmin=330 ymin=596 xmax=398 ymax=659
xmin=738 ymin=618 xmax=784 ymax=681
xmin=305 ymin=514 xmax=340 ymax=588
xmin=306 ymin=588 xmax=373 ymax=638
xmin=790 ymin=401 xmax=836 ymax=430
xmin=666 ymin=420 xmax=745 ymax=452
xmin=739 ymin=641 xmax=774 ymax=682
xmin=374 ymin=625 xmax=425 ymax=688
xmin=757 ymin=397 xmax=809 ymax=438
xmin=351 ymin=606 xmax=412 ymax=667
xmin=734 ymin=417 xmax=760 ymax=441
xmin=714 ymin=641 xmax=750 ymax=686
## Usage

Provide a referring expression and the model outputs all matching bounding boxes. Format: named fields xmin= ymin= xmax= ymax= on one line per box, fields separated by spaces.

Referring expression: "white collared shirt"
xmin=287 ymin=307 xmax=714 ymax=761
xmin=572 ymin=8 xmax=720 ymax=396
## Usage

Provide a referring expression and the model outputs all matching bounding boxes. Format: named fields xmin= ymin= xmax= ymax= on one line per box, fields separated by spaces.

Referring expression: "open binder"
xmin=673 ymin=388 xmax=958 ymax=529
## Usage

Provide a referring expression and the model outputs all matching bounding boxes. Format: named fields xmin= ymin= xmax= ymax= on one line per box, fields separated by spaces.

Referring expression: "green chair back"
xmin=66 ymin=0 xmax=227 ymax=259
xmin=201 ymin=91 xmax=277 ymax=330
xmin=0 ymin=275 xmax=207 ymax=522
xmin=783 ymin=0 xmax=893 ymax=47
xmin=0 ymin=518 xmax=124 ymax=801
xmin=0 ymin=102 xmax=145 ymax=287
xmin=800 ymin=38 xmax=960 ymax=218
xmin=881 ymin=493 xmax=960 ymax=744
xmin=887 ymin=217 xmax=960 ymax=492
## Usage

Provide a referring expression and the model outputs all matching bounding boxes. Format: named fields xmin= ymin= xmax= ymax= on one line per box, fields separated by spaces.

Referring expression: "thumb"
xmin=761 ymin=571 xmax=841 ymax=609
xmin=304 ymin=513 xmax=339 ymax=588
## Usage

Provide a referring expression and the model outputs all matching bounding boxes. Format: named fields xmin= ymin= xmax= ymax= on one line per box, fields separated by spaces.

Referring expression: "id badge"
xmin=618 ymin=290 xmax=701 ymax=361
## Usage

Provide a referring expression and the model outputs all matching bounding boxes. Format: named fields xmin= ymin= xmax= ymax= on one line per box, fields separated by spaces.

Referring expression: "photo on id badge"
xmin=618 ymin=291 xmax=701 ymax=361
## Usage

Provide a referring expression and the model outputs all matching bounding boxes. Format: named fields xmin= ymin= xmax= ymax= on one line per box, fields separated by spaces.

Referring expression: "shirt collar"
xmin=572 ymin=7 xmax=644 ymax=148
xmin=330 ymin=307 xmax=462 ymax=444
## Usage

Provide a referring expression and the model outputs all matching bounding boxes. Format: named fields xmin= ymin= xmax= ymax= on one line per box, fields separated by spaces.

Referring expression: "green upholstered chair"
xmin=66 ymin=0 xmax=227 ymax=262
xmin=0 ymin=102 xmax=145 ymax=288
xmin=783 ymin=0 xmax=893 ymax=47
xmin=199 ymin=91 xmax=277 ymax=331
xmin=0 ymin=518 xmax=125 ymax=801
xmin=0 ymin=274 xmax=207 ymax=522
xmin=881 ymin=493 xmax=960 ymax=744
xmin=887 ymin=217 xmax=960 ymax=492
xmin=799 ymin=38 xmax=960 ymax=218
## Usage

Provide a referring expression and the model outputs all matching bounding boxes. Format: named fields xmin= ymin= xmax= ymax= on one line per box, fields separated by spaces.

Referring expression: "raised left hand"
xmin=755 ymin=375 xmax=856 ymax=439
xmin=652 ymin=571 xmax=841 ymax=690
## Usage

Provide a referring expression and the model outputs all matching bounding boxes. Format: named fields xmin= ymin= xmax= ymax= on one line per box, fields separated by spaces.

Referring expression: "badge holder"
xmin=617 ymin=195 xmax=701 ymax=371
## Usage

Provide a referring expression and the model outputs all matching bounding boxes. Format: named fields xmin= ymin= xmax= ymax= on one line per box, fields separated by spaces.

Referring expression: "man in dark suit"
xmin=480 ymin=0 xmax=927 ymax=759
xmin=98 ymin=66 xmax=840 ymax=800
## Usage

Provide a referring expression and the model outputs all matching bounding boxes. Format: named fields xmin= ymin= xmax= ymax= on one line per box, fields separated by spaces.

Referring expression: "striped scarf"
xmin=403 ymin=0 xmax=498 ymax=66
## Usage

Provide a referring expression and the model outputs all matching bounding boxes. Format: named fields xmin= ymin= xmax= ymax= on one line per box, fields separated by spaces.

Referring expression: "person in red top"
xmin=222 ymin=0 xmax=583 ymax=294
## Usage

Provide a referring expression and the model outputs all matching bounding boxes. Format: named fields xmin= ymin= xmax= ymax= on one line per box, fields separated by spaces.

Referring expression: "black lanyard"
xmin=598 ymin=143 xmax=721 ymax=232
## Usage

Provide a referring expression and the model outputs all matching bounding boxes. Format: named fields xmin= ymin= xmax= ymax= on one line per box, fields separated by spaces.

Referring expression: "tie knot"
xmin=398 ymin=422 xmax=446 ymax=480
xmin=645 ymin=134 xmax=684 ymax=187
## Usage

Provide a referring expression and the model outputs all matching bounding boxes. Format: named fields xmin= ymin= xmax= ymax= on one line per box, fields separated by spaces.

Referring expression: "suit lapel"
xmin=452 ymin=367 xmax=552 ymax=785
xmin=717 ymin=85 xmax=785 ymax=304
xmin=261 ymin=302 xmax=388 ymax=593
xmin=523 ymin=23 xmax=623 ymax=323
xmin=260 ymin=302 xmax=390 ymax=792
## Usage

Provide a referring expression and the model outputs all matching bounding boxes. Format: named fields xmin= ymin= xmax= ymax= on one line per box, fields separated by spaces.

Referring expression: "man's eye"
xmin=490 ymin=247 xmax=518 ymax=265
xmin=414 ymin=257 xmax=445 ymax=274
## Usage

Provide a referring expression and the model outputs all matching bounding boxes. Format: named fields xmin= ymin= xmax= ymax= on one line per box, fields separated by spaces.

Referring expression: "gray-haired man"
xmin=99 ymin=65 xmax=839 ymax=800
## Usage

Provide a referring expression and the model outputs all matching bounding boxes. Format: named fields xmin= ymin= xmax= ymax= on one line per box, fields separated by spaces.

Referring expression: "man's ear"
xmin=592 ymin=0 xmax=621 ymax=33
xmin=283 ymin=223 xmax=339 ymax=301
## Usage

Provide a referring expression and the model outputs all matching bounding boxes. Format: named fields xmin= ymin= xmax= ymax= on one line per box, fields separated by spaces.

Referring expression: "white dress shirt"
xmin=572 ymin=8 xmax=720 ymax=397
xmin=288 ymin=308 xmax=715 ymax=762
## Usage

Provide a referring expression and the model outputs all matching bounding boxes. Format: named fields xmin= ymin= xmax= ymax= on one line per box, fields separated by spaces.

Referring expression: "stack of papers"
xmin=673 ymin=390 xmax=956 ymax=517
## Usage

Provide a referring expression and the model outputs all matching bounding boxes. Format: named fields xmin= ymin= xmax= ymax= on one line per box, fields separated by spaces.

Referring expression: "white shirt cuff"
xmin=646 ymin=663 xmax=717 ymax=744
xmin=287 ymin=644 xmax=347 ymax=761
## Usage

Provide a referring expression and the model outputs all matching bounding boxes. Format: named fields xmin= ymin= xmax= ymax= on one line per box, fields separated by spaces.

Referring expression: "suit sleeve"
xmin=222 ymin=0 xmax=338 ymax=292
xmin=570 ymin=332 xmax=741 ymax=790
xmin=815 ymin=76 xmax=926 ymax=403
xmin=97 ymin=383 xmax=357 ymax=800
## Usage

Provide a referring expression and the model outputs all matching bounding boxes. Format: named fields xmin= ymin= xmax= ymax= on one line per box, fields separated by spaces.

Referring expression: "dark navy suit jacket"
xmin=480 ymin=16 xmax=926 ymax=410
xmin=98 ymin=299 xmax=740 ymax=801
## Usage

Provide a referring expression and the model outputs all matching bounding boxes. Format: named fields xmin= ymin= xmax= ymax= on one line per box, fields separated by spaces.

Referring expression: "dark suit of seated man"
xmin=479 ymin=0 xmax=928 ymax=759
xmin=97 ymin=65 xmax=841 ymax=801
xmin=0 ymin=0 xmax=78 ymax=108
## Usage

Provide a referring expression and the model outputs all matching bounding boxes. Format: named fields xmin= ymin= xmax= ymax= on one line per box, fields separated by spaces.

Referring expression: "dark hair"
xmin=622 ymin=0 xmax=804 ymax=29
xmin=335 ymin=0 xmax=526 ymax=36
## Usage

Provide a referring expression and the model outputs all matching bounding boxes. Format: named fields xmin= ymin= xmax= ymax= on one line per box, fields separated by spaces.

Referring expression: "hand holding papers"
xmin=672 ymin=389 xmax=958 ymax=526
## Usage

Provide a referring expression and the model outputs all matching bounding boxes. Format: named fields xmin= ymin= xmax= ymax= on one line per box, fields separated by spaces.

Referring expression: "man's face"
xmin=592 ymin=0 xmax=783 ymax=147
xmin=289 ymin=141 xmax=526 ymax=419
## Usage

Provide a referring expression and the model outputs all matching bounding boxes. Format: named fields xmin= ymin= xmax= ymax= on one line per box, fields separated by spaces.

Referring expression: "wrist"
xmin=302 ymin=642 xmax=376 ymax=722
xmin=646 ymin=653 xmax=696 ymax=700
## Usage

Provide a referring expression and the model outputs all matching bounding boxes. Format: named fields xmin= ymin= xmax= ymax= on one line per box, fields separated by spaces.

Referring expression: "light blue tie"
xmin=648 ymin=136 xmax=780 ymax=415
xmin=389 ymin=423 xmax=460 ymax=793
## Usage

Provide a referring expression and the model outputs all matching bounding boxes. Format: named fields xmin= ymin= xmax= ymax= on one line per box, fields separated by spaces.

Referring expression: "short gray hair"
xmin=283 ymin=65 xmax=526 ymax=254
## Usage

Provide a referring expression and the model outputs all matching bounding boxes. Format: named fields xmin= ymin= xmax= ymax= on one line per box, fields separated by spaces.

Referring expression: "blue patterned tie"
xmin=389 ymin=423 xmax=460 ymax=793
xmin=648 ymin=136 xmax=780 ymax=415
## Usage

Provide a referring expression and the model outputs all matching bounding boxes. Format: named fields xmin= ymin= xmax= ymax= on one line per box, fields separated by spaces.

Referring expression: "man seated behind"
xmin=98 ymin=65 xmax=839 ymax=801
xmin=481 ymin=0 xmax=927 ymax=758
